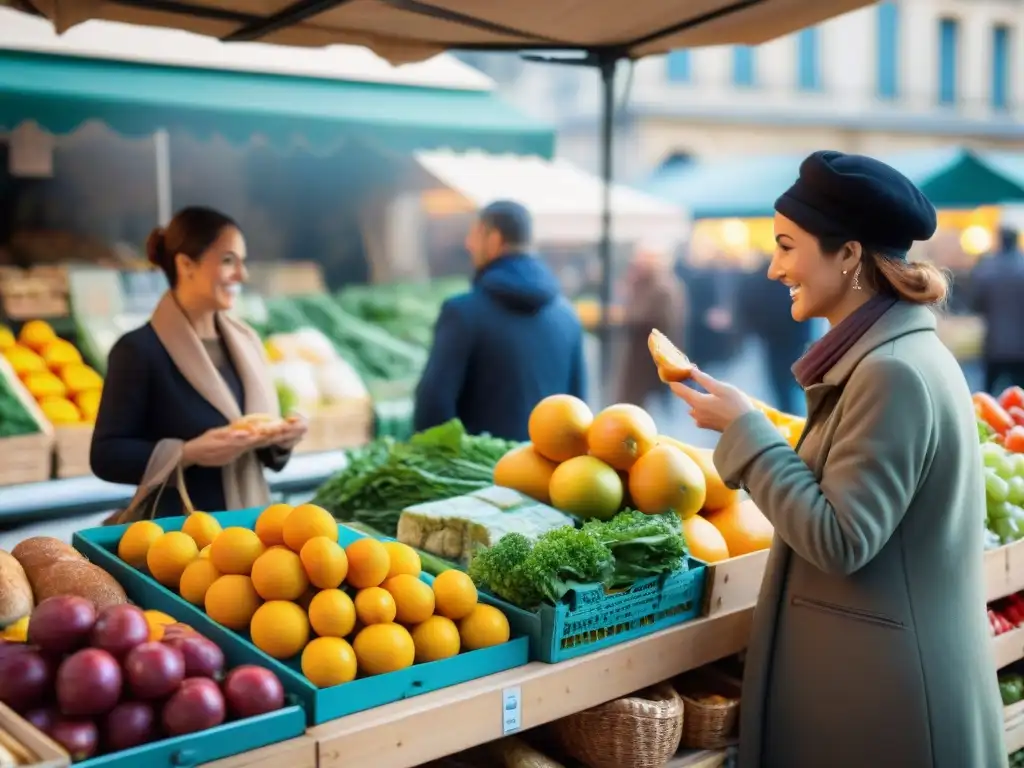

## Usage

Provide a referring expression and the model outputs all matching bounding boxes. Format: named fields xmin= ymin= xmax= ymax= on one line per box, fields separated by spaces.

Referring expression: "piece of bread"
xmin=0 ymin=550 xmax=33 ymax=626
xmin=230 ymin=413 xmax=285 ymax=435
xmin=29 ymin=560 xmax=126 ymax=610
xmin=11 ymin=537 xmax=84 ymax=578
xmin=648 ymin=329 xmax=694 ymax=383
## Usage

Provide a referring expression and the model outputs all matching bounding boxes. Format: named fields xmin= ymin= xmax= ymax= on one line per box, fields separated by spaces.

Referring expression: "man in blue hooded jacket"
xmin=413 ymin=200 xmax=587 ymax=441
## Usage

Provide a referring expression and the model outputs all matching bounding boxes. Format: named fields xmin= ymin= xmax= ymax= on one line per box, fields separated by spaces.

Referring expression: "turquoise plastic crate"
xmin=483 ymin=558 xmax=708 ymax=663
xmin=73 ymin=509 xmax=529 ymax=725
xmin=76 ymin=706 xmax=304 ymax=768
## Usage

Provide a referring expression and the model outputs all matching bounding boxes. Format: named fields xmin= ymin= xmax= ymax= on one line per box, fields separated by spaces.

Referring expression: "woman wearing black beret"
xmin=674 ymin=151 xmax=1004 ymax=767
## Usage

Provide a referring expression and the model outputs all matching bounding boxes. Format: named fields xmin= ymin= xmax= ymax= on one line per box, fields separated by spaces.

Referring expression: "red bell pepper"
xmin=975 ymin=392 xmax=1016 ymax=435
xmin=1010 ymin=406 xmax=1024 ymax=428
xmin=1006 ymin=426 xmax=1024 ymax=454
xmin=1000 ymin=386 xmax=1024 ymax=411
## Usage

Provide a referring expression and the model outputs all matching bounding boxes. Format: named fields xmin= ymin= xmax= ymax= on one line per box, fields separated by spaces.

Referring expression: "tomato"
xmin=974 ymin=392 xmax=1016 ymax=435
xmin=1006 ymin=426 xmax=1024 ymax=454
xmin=1000 ymin=386 xmax=1024 ymax=411
xmin=1011 ymin=406 xmax=1024 ymax=428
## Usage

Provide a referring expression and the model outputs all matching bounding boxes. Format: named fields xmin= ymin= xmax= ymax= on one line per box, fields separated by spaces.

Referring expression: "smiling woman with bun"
xmin=90 ymin=206 xmax=307 ymax=518
xmin=671 ymin=152 xmax=1004 ymax=767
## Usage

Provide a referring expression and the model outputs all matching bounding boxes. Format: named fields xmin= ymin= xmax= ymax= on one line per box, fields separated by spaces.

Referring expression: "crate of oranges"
xmin=1 ymin=319 xmax=103 ymax=478
xmin=72 ymin=505 xmax=529 ymax=725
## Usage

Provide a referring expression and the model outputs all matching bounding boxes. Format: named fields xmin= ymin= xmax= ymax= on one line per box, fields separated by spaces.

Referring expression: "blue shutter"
xmin=732 ymin=46 xmax=756 ymax=87
xmin=666 ymin=50 xmax=692 ymax=83
xmin=797 ymin=28 xmax=821 ymax=91
xmin=993 ymin=25 xmax=1011 ymax=110
xmin=876 ymin=2 xmax=899 ymax=100
xmin=938 ymin=18 xmax=959 ymax=106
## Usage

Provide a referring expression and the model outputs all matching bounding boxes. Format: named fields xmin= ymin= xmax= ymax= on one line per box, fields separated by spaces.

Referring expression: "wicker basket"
xmin=674 ymin=667 xmax=742 ymax=750
xmin=553 ymin=683 xmax=683 ymax=768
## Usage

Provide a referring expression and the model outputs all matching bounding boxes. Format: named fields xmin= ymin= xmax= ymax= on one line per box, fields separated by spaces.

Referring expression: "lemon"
xmin=282 ymin=504 xmax=338 ymax=552
xmin=431 ymin=569 xmax=478 ymax=620
xmin=250 ymin=601 xmax=310 ymax=660
xmin=251 ymin=547 xmax=309 ymax=601
xmin=199 ymin=545 xmax=211 ymax=559
xmin=382 ymin=542 xmax=421 ymax=579
xmin=1 ymin=616 xmax=29 ymax=643
xmin=354 ymin=587 xmax=397 ymax=625
xmin=179 ymin=559 xmax=222 ymax=605
xmin=118 ymin=521 xmax=163 ymax=569
xmin=345 ymin=538 xmax=390 ymax=589
xmin=308 ymin=589 xmax=356 ymax=638
xmin=353 ymin=623 xmax=415 ymax=676
xmin=458 ymin=604 xmax=510 ymax=651
xmin=143 ymin=610 xmax=176 ymax=641
xmin=383 ymin=574 xmax=435 ymax=625
xmin=254 ymin=503 xmax=293 ymax=547
xmin=147 ymin=532 xmax=199 ymax=589
xmin=411 ymin=616 xmax=461 ymax=663
xmin=205 ymin=575 xmax=262 ymax=631
xmin=302 ymin=637 xmax=357 ymax=688
xmin=300 ymin=536 xmax=348 ymax=589
xmin=210 ymin=527 xmax=266 ymax=575
xmin=181 ymin=512 xmax=223 ymax=550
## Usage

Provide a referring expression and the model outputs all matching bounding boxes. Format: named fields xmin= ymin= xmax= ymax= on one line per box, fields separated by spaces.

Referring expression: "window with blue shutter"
xmin=992 ymin=25 xmax=1011 ymax=110
xmin=938 ymin=17 xmax=959 ymax=106
xmin=797 ymin=28 xmax=821 ymax=91
xmin=666 ymin=50 xmax=692 ymax=83
xmin=732 ymin=46 xmax=756 ymax=87
xmin=876 ymin=2 xmax=899 ymax=100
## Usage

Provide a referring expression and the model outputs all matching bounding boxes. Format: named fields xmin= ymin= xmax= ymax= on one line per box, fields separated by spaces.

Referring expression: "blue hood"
xmin=475 ymin=253 xmax=561 ymax=314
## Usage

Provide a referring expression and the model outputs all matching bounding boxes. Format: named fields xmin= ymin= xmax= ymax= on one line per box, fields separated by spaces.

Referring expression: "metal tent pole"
xmin=597 ymin=54 xmax=616 ymax=402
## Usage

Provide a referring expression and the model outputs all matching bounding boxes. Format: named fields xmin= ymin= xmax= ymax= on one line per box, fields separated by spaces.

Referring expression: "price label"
xmin=501 ymin=686 xmax=521 ymax=735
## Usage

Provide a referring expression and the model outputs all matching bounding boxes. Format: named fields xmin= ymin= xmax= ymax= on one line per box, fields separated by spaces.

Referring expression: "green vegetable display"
xmin=336 ymin=279 xmax=469 ymax=349
xmin=312 ymin=419 xmax=517 ymax=537
xmin=469 ymin=511 xmax=689 ymax=610
xmin=0 ymin=373 xmax=39 ymax=438
xmin=1001 ymin=671 xmax=1024 ymax=706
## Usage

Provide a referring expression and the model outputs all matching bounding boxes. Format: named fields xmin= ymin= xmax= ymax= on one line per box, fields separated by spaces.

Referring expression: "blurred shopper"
xmin=971 ymin=225 xmax=1024 ymax=392
xmin=673 ymin=151 xmax=1004 ymax=768
xmin=414 ymin=200 xmax=585 ymax=441
xmin=92 ymin=207 xmax=306 ymax=519
xmin=736 ymin=255 xmax=813 ymax=415
xmin=615 ymin=240 xmax=686 ymax=409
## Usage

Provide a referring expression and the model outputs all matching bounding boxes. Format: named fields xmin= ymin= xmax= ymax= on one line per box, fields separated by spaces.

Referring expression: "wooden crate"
xmin=0 ymin=355 xmax=54 ymax=486
xmin=700 ymin=549 xmax=769 ymax=617
xmin=984 ymin=541 xmax=1024 ymax=604
xmin=0 ymin=702 xmax=69 ymax=768
xmin=54 ymin=424 xmax=94 ymax=478
xmin=296 ymin=397 xmax=373 ymax=454
xmin=1006 ymin=700 xmax=1024 ymax=754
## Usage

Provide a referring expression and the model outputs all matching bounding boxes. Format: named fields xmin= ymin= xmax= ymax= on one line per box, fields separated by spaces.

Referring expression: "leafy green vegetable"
xmin=468 ymin=533 xmax=542 ymax=608
xmin=583 ymin=510 xmax=688 ymax=588
xmin=0 ymin=374 xmax=39 ymax=438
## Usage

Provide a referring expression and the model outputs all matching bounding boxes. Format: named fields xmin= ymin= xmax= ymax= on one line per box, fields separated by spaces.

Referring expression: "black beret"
xmin=774 ymin=150 xmax=937 ymax=259
xmin=479 ymin=200 xmax=533 ymax=246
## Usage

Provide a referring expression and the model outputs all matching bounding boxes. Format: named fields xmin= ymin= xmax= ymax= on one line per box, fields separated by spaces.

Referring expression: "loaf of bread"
xmin=11 ymin=536 xmax=84 ymax=576
xmin=30 ymin=560 xmax=126 ymax=610
xmin=0 ymin=550 xmax=33 ymax=626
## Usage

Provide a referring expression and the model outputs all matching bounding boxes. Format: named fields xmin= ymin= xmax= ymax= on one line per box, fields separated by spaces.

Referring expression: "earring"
xmin=852 ymin=263 xmax=862 ymax=291
xmin=842 ymin=270 xmax=848 ymax=275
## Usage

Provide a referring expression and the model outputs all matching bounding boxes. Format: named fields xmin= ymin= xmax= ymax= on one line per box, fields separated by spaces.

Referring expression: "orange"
xmin=548 ymin=455 xmax=622 ymax=521
xmin=628 ymin=444 xmax=706 ymax=519
xmin=492 ymin=444 xmax=558 ymax=504
xmin=118 ymin=521 xmax=163 ymax=569
xmin=354 ymin=587 xmax=397 ymax=625
xmin=383 ymin=574 xmax=435 ymax=625
xmin=458 ymin=604 xmax=510 ymax=651
xmin=682 ymin=515 xmax=731 ymax=563
xmin=353 ymin=624 xmax=415 ymax=676
xmin=179 ymin=559 xmax=222 ymax=605
xmin=205 ymin=575 xmax=262 ymax=631
xmin=210 ymin=527 xmax=266 ymax=575
xmin=181 ymin=512 xmax=223 ymax=550
xmin=431 ymin=569 xmax=478 ymax=620
xmin=703 ymin=499 xmax=774 ymax=557
xmin=251 ymin=547 xmax=310 ymax=601
xmin=18 ymin=320 xmax=56 ymax=352
xmin=250 ymin=601 xmax=310 ymax=659
xmin=411 ymin=616 xmax=461 ymax=663
xmin=587 ymin=403 xmax=658 ymax=471
xmin=528 ymin=394 xmax=593 ymax=463
xmin=282 ymin=504 xmax=338 ymax=552
xmin=345 ymin=538 xmax=390 ymax=589
xmin=300 ymin=536 xmax=348 ymax=589
xmin=143 ymin=610 xmax=176 ymax=642
xmin=302 ymin=637 xmax=357 ymax=687
xmin=254 ymin=503 xmax=293 ymax=547
xmin=382 ymin=541 xmax=421 ymax=579
xmin=147 ymin=532 xmax=199 ymax=589
xmin=308 ymin=589 xmax=357 ymax=638
xmin=658 ymin=437 xmax=738 ymax=512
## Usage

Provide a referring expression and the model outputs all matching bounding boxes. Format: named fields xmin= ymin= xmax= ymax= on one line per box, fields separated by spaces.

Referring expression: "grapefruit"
xmin=493 ymin=444 xmax=559 ymax=504
xmin=628 ymin=444 xmax=706 ymax=519
xmin=682 ymin=515 xmax=731 ymax=563
xmin=704 ymin=499 xmax=774 ymax=556
xmin=657 ymin=436 xmax=738 ymax=512
xmin=587 ymin=404 xmax=657 ymax=470
xmin=548 ymin=456 xmax=622 ymax=520
xmin=528 ymin=395 xmax=593 ymax=463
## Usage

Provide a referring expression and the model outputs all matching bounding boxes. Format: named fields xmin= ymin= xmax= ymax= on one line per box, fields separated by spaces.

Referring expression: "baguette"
xmin=0 ymin=551 xmax=33 ymax=627
xmin=30 ymin=560 xmax=126 ymax=610
xmin=11 ymin=536 xmax=84 ymax=579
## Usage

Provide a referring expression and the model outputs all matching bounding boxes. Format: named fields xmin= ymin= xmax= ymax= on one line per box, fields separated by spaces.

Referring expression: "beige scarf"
xmin=139 ymin=292 xmax=279 ymax=512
